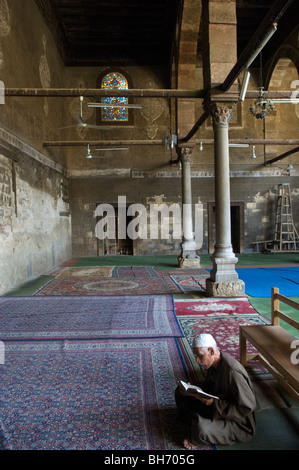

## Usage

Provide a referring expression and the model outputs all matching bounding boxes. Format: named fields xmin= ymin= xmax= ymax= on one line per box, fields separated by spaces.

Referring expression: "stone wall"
xmin=0 ymin=0 xmax=71 ymax=293
xmin=70 ymin=171 xmax=299 ymax=257
xmin=0 ymin=0 xmax=298 ymax=276
xmin=0 ymin=150 xmax=71 ymax=294
xmin=70 ymin=176 xmax=183 ymax=257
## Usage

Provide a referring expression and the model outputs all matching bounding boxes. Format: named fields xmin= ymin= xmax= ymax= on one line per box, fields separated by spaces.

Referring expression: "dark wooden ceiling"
xmin=35 ymin=0 xmax=298 ymax=68
xmin=236 ymin=0 xmax=274 ymax=56
xmin=236 ymin=0 xmax=299 ymax=67
xmin=35 ymin=0 xmax=181 ymax=66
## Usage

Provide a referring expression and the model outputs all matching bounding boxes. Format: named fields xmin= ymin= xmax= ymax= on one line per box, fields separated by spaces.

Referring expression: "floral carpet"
xmin=53 ymin=266 xmax=159 ymax=279
xmin=174 ymin=296 xmax=258 ymax=316
xmin=177 ymin=313 xmax=271 ymax=382
xmin=0 ymin=294 xmax=182 ymax=340
xmin=35 ymin=276 xmax=181 ymax=296
xmin=2 ymin=256 xmax=298 ymax=450
xmin=111 ymin=266 xmax=159 ymax=277
xmin=170 ymin=273 xmax=208 ymax=293
xmin=1 ymin=338 xmax=206 ymax=450
xmin=55 ymin=266 xmax=115 ymax=278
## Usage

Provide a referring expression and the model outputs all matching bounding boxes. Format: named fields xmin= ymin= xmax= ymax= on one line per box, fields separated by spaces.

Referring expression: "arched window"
xmin=97 ymin=69 xmax=133 ymax=125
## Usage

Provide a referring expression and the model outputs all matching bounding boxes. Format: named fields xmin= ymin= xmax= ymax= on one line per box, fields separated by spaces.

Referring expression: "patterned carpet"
xmin=1 ymin=338 xmax=209 ymax=450
xmin=111 ymin=266 xmax=159 ymax=278
xmin=170 ymin=271 xmax=208 ymax=294
xmin=53 ymin=266 xmax=159 ymax=279
xmin=174 ymin=296 xmax=258 ymax=316
xmin=0 ymin=294 xmax=181 ymax=340
xmin=36 ymin=276 xmax=181 ymax=296
xmin=177 ymin=313 xmax=271 ymax=382
xmin=55 ymin=266 xmax=115 ymax=278
xmin=2 ymin=259 xmax=298 ymax=450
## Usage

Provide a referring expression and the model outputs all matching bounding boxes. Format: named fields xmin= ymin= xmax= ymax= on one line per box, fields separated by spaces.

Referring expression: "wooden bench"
xmin=239 ymin=287 xmax=299 ymax=401
xmin=251 ymin=240 xmax=282 ymax=253
xmin=251 ymin=240 xmax=275 ymax=253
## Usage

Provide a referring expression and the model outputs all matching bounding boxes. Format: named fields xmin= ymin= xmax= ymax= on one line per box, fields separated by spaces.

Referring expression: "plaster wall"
xmin=0 ymin=0 xmax=71 ymax=293
xmin=70 ymin=173 xmax=299 ymax=256
xmin=0 ymin=153 xmax=71 ymax=294
xmin=0 ymin=0 xmax=298 ymax=280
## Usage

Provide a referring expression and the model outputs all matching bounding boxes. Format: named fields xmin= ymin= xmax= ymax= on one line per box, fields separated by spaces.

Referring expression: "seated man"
xmin=175 ymin=333 xmax=256 ymax=448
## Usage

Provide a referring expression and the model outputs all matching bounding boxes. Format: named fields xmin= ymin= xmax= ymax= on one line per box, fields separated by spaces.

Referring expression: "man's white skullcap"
xmin=192 ymin=334 xmax=217 ymax=348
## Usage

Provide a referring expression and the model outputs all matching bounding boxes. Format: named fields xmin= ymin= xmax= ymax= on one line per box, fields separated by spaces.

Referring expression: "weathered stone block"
xmin=209 ymin=2 xmax=236 ymax=24
xmin=206 ymin=279 xmax=245 ymax=297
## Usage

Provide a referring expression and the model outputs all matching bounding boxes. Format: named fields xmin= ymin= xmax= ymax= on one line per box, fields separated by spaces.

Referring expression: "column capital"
xmin=177 ymin=146 xmax=194 ymax=163
xmin=210 ymin=103 xmax=234 ymax=126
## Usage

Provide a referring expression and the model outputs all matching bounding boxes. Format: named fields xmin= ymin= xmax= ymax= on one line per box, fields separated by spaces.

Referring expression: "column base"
xmin=179 ymin=239 xmax=200 ymax=268
xmin=178 ymin=256 xmax=201 ymax=268
xmin=209 ymin=254 xmax=239 ymax=283
xmin=206 ymin=252 xmax=245 ymax=296
xmin=206 ymin=278 xmax=245 ymax=297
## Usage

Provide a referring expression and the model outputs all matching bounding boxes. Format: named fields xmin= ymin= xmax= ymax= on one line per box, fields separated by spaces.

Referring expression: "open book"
xmin=179 ymin=380 xmax=219 ymax=400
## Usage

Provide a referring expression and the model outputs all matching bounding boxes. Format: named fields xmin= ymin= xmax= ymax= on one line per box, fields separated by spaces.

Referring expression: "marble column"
xmin=206 ymin=104 xmax=244 ymax=296
xmin=178 ymin=146 xmax=200 ymax=268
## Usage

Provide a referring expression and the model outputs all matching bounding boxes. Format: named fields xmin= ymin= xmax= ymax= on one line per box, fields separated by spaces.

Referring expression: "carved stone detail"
xmin=210 ymin=103 xmax=233 ymax=126
xmin=140 ymin=98 xmax=164 ymax=139
xmin=178 ymin=146 xmax=194 ymax=163
xmin=0 ymin=0 xmax=10 ymax=37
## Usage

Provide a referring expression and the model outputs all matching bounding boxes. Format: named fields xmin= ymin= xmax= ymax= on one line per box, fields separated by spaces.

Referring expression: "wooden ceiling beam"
xmin=0 ymin=144 xmax=19 ymax=161
xmin=4 ymin=88 xmax=294 ymax=100
xmin=44 ymin=140 xmax=162 ymax=147
xmin=54 ymin=3 xmax=166 ymax=13
xmin=264 ymin=146 xmax=299 ymax=165
xmin=43 ymin=139 xmax=299 ymax=147
xmin=4 ymin=88 xmax=206 ymax=98
xmin=220 ymin=0 xmax=295 ymax=92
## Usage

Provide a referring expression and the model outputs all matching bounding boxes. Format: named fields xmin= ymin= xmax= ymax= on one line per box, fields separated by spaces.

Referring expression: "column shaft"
xmin=206 ymin=104 xmax=244 ymax=295
xmin=178 ymin=147 xmax=200 ymax=267
xmin=213 ymin=106 xmax=234 ymax=257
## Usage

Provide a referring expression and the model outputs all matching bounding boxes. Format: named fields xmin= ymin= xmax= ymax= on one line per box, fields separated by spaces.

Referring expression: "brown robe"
xmin=175 ymin=351 xmax=256 ymax=446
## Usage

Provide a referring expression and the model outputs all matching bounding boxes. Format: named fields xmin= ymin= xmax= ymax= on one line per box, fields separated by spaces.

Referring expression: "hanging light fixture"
xmin=86 ymin=144 xmax=92 ymax=159
xmin=249 ymin=53 xmax=275 ymax=119
xmin=88 ymin=103 xmax=142 ymax=109
xmin=162 ymin=134 xmax=177 ymax=150
xmin=239 ymin=70 xmax=251 ymax=102
xmin=249 ymin=87 xmax=275 ymax=119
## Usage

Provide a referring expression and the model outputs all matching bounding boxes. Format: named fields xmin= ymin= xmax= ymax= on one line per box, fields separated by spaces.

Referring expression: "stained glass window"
xmin=101 ymin=73 xmax=129 ymax=122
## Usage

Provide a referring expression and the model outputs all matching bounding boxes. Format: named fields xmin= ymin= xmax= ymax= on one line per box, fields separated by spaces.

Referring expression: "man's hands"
xmin=178 ymin=382 xmax=213 ymax=405
xmin=195 ymin=396 xmax=213 ymax=406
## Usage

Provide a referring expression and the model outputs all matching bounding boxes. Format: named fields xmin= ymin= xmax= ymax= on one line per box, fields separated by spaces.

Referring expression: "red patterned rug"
xmin=111 ymin=266 xmax=159 ymax=277
xmin=36 ymin=276 xmax=181 ymax=296
xmin=170 ymin=273 xmax=208 ymax=293
xmin=177 ymin=314 xmax=271 ymax=382
xmin=174 ymin=296 xmax=258 ymax=316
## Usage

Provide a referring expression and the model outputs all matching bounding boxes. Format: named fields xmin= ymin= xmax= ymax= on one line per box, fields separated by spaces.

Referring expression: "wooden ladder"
xmin=274 ymin=183 xmax=298 ymax=252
